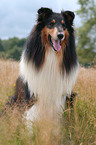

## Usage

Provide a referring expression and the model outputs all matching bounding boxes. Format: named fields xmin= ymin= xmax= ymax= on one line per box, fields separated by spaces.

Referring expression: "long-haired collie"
xmin=14 ymin=7 xmax=79 ymax=122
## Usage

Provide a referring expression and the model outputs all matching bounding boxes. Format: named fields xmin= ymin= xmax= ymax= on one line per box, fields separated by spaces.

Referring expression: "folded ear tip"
xmin=38 ymin=7 xmax=52 ymax=14
xmin=37 ymin=7 xmax=53 ymax=22
xmin=65 ymin=11 xmax=75 ymax=18
xmin=61 ymin=10 xmax=75 ymax=25
xmin=37 ymin=7 xmax=44 ymax=14
xmin=70 ymin=11 xmax=75 ymax=18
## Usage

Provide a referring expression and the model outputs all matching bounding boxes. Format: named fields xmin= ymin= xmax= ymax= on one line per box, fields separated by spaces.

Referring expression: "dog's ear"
xmin=37 ymin=7 xmax=53 ymax=22
xmin=61 ymin=11 xmax=75 ymax=25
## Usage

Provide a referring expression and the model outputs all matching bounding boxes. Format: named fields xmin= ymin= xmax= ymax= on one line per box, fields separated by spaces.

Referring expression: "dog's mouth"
xmin=48 ymin=34 xmax=62 ymax=52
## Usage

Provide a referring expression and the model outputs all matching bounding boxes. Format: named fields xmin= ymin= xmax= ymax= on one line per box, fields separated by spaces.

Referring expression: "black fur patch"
xmin=62 ymin=32 xmax=78 ymax=74
xmin=25 ymin=29 xmax=46 ymax=70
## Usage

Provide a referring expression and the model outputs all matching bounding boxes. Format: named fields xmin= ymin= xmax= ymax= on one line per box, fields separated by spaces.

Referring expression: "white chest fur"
xmin=20 ymin=49 xmax=79 ymax=121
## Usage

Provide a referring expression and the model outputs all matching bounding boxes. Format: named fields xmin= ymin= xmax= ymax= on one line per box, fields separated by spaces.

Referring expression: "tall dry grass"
xmin=0 ymin=60 xmax=96 ymax=145
xmin=0 ymin=59 xmax=19 ymax=107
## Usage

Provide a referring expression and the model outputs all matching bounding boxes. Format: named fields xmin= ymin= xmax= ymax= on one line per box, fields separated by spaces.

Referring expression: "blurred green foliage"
xmin=0 ymin=37 xmax=26 ymax=61
xmin=76 ymin=0 xmax=96 ymax=66
xmin=0 ymin=39 xmax=5 ymax=52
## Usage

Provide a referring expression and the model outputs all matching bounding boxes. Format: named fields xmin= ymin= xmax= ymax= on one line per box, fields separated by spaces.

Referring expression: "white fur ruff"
xmin=20 ymin=49 xmax=79 ymax=122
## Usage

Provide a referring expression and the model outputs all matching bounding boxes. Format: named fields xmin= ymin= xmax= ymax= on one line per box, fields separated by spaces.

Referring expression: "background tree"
xmin=1 ymin=37 xmax=26 ymax=60
xmin=7 ymin=45 xmax=22 ymax=61
xmin=0 ymin=39 xmax=4 ymax=52
xmin=76 ymin=0 xmax=96 ymax=66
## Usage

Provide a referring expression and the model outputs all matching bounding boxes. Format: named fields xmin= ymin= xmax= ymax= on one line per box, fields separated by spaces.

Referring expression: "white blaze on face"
xmin=51 ymin=27 xmax=65 ymax=52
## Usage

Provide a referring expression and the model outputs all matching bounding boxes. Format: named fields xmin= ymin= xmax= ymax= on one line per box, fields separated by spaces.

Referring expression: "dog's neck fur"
xmin=20 ymin=48 xmax=79 ymax=110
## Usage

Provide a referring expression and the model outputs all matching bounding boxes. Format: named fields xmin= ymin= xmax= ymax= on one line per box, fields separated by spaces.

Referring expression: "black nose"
xmin=57 ymin=33 xmax=64 ymax=40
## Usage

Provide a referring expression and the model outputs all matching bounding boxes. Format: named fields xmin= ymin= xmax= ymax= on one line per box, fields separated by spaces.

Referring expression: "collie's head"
xmin=24 ymin=7 xmax=78 ymax=73
xmin=38 ymin=7 xmax=75 ymax=52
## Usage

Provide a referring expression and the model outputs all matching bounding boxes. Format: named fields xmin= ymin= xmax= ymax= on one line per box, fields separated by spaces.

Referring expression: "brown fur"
xmin=41 ymin=26 xmax=70 ymax=73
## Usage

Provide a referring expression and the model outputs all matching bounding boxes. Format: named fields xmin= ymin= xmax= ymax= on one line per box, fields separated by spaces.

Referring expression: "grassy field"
xmin=0 ymin=60 xmax=96 ymax=145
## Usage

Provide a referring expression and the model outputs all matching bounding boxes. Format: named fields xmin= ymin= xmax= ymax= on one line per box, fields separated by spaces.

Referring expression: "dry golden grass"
xmin=0 ymin=60 xmax=96 ymax=145
xmin=74 ymin=67 xmax=96 ymax=99
xmin=0 ymin=59 xmax=19 ymax=107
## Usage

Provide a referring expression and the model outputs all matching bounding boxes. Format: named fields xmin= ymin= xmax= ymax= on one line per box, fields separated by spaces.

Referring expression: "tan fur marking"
xmin=61 ymin=29 xmax=69 ymax=47
xmin=61 ymin=20 xmax=64 ymax=24
xmin=41 ymin=26 xmax=59 ymax=67
xmin=52 ymin=19 xmax=55 ymax=23
xmin=41 ymin=26 xmax=69 ymax=73
xmin=41 ymin=26 xmax=58 ymax=46
xmin=41 ymin=27 xmax=51 ymax=68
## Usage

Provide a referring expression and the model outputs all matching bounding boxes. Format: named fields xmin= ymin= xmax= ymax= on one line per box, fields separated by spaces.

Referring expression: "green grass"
xmin=0 ymin=60 xmax=96 ymax=145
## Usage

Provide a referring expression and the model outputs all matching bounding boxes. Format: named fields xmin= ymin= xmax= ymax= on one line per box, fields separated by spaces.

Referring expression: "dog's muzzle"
xmin=57 ymin=32 xmax=65 ymax=40
xmin=48 ymin=32 xmax=65 ymax=52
